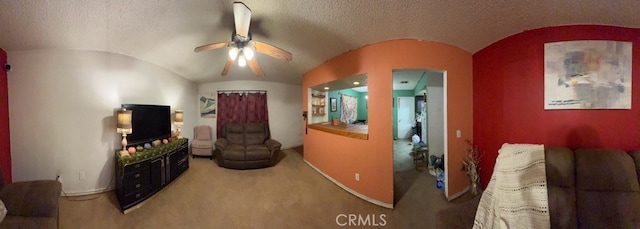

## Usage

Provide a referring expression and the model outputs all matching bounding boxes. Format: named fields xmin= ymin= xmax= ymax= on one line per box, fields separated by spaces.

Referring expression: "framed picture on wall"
xmin=544 ymin=40 xmax=632 ymax=109
xmin=199 ymin=94 xmax=216 ymax=118
xmin=330 ymin=98 xmax=337 ymax=112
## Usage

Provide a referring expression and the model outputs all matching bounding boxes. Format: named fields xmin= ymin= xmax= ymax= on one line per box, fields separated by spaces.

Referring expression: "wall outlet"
xmin=355 ymin=173 xmax=360 ymax=181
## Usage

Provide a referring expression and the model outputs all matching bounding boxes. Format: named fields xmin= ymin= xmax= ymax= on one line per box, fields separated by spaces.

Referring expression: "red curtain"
xmin=216 ymin=92 xmax=269 ymax=138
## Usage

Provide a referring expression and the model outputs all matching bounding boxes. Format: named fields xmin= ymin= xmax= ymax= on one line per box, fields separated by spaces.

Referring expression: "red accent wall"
xmin=473 ymin=25 xmax=640 ymax=188
xmin=0 ymin=49 xmax=10 ymax=184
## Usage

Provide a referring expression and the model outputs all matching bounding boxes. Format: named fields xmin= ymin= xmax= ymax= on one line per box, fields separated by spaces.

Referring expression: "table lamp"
xmin=116 ymin=109 xmax=133 ymax=154
xmin=175 ymin=110 xmax=183 ymax=139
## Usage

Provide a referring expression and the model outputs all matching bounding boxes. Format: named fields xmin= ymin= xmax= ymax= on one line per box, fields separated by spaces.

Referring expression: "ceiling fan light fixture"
xmin=238 ymin=54 xmax=247 ymax=67
xmin=244 ymin=47 xmax=254 ymax=60
xmin=228 ymin=47 xmax=239 ymax=60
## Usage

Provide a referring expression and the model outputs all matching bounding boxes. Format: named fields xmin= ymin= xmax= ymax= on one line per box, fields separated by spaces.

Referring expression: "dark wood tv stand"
xmin=115 ymin=138 xmax=189 ymax=213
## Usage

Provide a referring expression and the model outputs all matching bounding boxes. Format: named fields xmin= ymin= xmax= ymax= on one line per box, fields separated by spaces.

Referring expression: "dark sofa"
xmin=0 ymin=167 xmax=61 ymax=228
xmin=214 ymin=123 xmax=282 ymax=169
xmin=436 ymin=147 xmax=640 ymax=228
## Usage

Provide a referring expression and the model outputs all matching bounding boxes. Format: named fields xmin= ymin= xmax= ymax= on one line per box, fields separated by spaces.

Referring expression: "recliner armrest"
xmin=264 ymin=139 xmax=282 ymax=151
xmin=0 ymin=180 xmax=61 ymax=217
xmin=214 ymin=138 xmax=229 ymax=150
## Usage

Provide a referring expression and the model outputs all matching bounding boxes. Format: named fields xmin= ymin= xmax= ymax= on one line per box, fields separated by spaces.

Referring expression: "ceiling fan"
xmin=194 ymin=1 xmax=293 ymax=78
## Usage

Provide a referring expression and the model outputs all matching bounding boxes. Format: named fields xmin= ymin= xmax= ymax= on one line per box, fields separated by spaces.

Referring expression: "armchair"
xmin=192 ymin=125 xmax=214 ymax=159
xmin=214 ymin=123 xmax=282 ymax=169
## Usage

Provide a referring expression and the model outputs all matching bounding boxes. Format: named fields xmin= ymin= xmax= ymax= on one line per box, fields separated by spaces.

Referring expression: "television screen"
xmin=121 ymin=104 xmax=171 ymax=147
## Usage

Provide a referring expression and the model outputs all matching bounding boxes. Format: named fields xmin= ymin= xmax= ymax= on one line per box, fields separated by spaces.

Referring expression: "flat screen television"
xmin=121 ymin=104 xmax=171 ymax=147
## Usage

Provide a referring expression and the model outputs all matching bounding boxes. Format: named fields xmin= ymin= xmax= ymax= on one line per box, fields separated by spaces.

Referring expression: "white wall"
xmin=198 ymin=81 xmax=303 ymax=149
xmin=427 ymin=73 xmax=445 ymax=157
xmin=7 ymin=50 xmax=197 ymax=195
xmin=308 ymin=89 xmax=328 ymax=124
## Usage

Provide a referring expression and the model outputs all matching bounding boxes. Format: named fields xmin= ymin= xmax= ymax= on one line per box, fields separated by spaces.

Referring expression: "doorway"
xmin=392 ymin=69 xmax=448 ymax=205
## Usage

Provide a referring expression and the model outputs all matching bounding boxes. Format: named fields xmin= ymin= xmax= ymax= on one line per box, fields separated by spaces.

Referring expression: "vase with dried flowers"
xmin=462 ymin=140 xmax=482 ymax=195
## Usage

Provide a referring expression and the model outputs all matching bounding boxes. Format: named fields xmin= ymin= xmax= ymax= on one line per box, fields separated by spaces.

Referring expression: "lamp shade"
xmin=117 ymin=109 xmax=132 ymax=130
xmin=175 ymin=110 xmax=183 ymax=123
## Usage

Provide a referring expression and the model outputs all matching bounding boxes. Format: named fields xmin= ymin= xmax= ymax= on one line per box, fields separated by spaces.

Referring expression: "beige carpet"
xmin=59 ymin=147 xmax=474 ymax=228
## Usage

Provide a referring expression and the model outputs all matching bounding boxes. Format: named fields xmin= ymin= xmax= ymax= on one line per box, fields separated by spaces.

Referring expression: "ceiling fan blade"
xmin=254 ymin=41 xmax=293 ymax=62
xmin=233 ymin=2 xmax=252 ymax=38
xmin=194 ymin=41 xmax=230 ymax=53
xmin=247 ymin=58 xmax=264 ymax=78
xmin=221 ymin=59 xmax=233 ymax=76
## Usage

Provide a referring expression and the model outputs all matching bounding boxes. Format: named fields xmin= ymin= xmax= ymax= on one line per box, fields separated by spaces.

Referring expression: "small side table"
xmin=411 ymin=146 xmax=429 ymax=170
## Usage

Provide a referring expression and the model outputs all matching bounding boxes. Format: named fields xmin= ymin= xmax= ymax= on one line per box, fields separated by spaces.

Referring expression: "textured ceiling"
xmin=1 ymin=0 xmax=639 ymax=85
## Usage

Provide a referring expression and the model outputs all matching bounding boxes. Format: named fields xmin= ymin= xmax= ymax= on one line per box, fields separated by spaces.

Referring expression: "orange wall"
xmin=302 ymin=39 xmax=473 ymax=205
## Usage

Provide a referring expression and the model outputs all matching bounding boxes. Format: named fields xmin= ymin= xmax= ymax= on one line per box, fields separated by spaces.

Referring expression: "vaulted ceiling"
xmin=1 ymin=0 xmax=639 ymax=85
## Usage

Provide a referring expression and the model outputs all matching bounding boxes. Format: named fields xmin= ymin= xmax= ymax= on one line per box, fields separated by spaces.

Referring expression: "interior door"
xmin=397 ymin=97 xmax=415 ymax=139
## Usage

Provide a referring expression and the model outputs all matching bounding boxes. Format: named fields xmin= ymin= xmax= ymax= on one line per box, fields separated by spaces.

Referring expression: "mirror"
xmin=308 ymin=74 xmax=368 ymax=125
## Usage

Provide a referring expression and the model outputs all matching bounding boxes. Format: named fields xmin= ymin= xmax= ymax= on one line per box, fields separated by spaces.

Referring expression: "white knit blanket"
xmin=473 ymin=143 xmax=550 ymax=229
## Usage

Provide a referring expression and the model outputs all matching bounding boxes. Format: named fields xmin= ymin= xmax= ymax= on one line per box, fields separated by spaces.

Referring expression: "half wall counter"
xmin=308 ymin=122 xmax=368 ymax=140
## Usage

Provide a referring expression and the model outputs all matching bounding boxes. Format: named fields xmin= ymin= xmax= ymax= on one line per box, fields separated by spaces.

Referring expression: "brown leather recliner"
xmin=214 ymin=123 xmax=282 ymax=169
xmin=0 ymin=167 xmax=62 ymax=228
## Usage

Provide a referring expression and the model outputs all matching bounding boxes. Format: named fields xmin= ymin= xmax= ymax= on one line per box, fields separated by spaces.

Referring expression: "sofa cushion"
xmin=225 ymin=124 xmax=245 ymax=145
xmin=544 ymin=147 xmax=577 ymax=228
xmin=192 ymin=139 xmax=213 ymax=149
xmin=224 ymin=145 xmax=246 ymax=161
xmin=0 ymin=180 xmax=61 ymax=218
xmin=574 ymin=149 xmax=640 ymax=228
xmin=575 ymin=149 xmax=639 ymax=191
xmin=629 ymin=150 xmax=640 ymax=185
xmin=245 ymin=124 xmax=267 ymax=145
xmin=194 ymin=126 xmax=211 ymax=139
xmin=246 ymin=145 xmax=270 ymax=160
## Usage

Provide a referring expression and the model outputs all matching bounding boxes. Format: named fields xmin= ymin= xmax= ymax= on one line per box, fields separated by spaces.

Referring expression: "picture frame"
xmin=199 ymin=94 xmax=216 ymax=118
xmin=330 ymin=98 xmax=337 ymax=112
xmin=544 ymin=40 xmax=632 ymax=109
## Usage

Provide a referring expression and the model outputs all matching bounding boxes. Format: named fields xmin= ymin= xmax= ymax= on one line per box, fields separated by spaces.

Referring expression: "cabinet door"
xmin=149 ymin=157 xmax=164 ymax=191
xmin=167 ymin=145 xmax=189 ymax=184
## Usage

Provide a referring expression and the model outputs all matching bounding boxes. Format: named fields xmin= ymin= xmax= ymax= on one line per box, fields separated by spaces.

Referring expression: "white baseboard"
xmin=446 ymin=185 xmax=469 ymax=201
xmin=62 ymin=186 xmax=114 ymax=196
xmin=282 ymin=145 xmax=302 ymax=150
xmin=303 ymin=159 xmax=394 ymax=209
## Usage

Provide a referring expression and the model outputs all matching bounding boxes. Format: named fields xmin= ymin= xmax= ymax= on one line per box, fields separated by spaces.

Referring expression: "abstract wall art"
xmin=199 ymin=95 xmax=216 ymax=118
xmin=544 ymin=40 xmax=632 ymax=109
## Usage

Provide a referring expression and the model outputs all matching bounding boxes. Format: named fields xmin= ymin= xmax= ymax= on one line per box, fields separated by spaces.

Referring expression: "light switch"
xmin=456 ymin=130 xmax=461 ymax=138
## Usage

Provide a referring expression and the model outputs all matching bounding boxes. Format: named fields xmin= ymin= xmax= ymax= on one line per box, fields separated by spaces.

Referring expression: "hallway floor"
xmin=393 ymin=139 xmax=415 ymax=172
xmin=393 ymin=139 xmax=447 ymax=206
